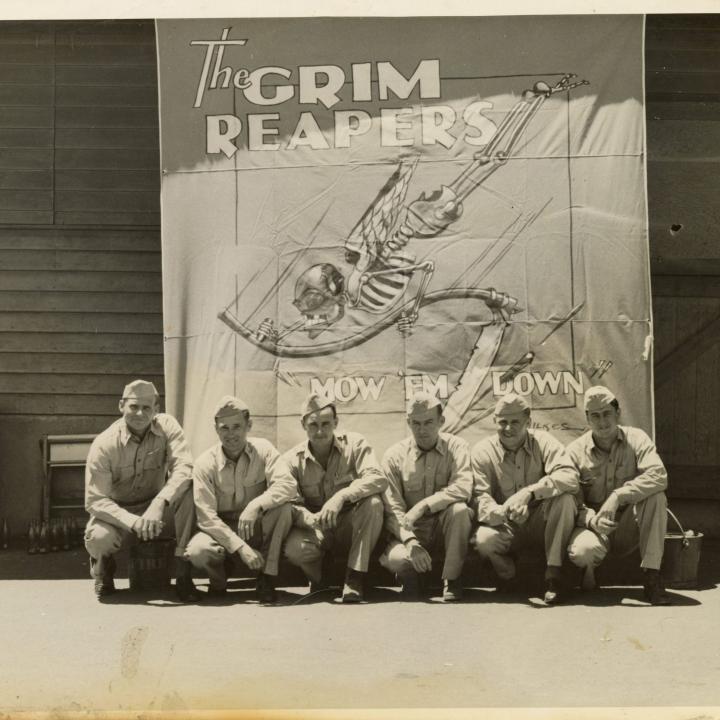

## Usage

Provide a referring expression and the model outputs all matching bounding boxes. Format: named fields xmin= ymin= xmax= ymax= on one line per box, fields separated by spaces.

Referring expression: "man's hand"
xmin=502 ymin=488 xmax=532 ymax=524
xmin=237 ymin=544 xmax=264 ymax=571
xmin=592 ymin=492 xmax=620 ymax=534
xmin=238 ymin=502 xmax=262 ymax=541
xmin=317 ymin=493 xmax=346 ymax=531
xmin=403 ymin=501 xmax=428 ymax=530
xmin=405 ymin=539 xmax=432 ymax=573
xmin=132 ymin=499 xmax=165 ymax=541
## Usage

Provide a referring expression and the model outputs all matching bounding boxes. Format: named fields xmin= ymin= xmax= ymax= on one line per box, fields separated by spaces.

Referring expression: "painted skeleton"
xmin=219 ymin=73 xmax=588 ymax=356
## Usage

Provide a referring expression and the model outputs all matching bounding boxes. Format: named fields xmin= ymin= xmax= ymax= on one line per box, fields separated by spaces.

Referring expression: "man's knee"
xmin=472 ymin=525 xmax=509 ymax=558
xmin=638 ymin=492 xmax=667 ymax=514
xmin=84 ymin=520 xmax=123 ymax=558
xmin=380 ymin=541 xmax=412 ymax=574
xmin=185 ymin=532 xmax=223 ymax=568
xmin=284 ymin=529 xmax=322 ymax=566
xmin=567 ymin=528 xmax=606 ymax=568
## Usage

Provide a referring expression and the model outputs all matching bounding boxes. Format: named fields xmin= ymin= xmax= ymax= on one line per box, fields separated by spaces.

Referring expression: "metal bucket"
xmin=662 ymin=509 xmax=703 ymax=589
xmin=129 ymin=539 xmax=174 ymax=591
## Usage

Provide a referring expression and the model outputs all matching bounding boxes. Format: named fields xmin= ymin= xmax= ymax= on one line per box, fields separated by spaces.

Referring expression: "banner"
xmin=156 ymin=16 xmax=650 ymax=458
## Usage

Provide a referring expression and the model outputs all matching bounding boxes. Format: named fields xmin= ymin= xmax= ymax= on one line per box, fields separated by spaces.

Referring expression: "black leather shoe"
xmin=443 ymin=578 xmax=464 ymax=602
xmin=175 ymin=577 xmax=202 ymax=602
xmin=341 ymin=569 xmax=366 ymax=603
xmin=256 ymin=573 xmax=278 ymax=604
xmin=643 ymin=569 xmax=671 ymax=605
xmin=544 ymin=577 xmax=565 ymax=605
xmin=398 ymin=568 xmax=422 ymax=600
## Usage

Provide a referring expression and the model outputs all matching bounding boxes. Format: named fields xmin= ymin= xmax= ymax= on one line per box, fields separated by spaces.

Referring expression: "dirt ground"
xmin=1 ymin=544 xmax=720 ymax=716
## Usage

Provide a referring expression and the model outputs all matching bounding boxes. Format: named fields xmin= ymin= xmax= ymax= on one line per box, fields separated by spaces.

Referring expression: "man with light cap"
xmin=185 ymin=396 xmax=295 ymax=603
xmin=275 ymin=391 xmax=387 ymax=602
xmin=380 ymin=392 xmax=473 ymax=601
xmin=84 ymin=379 xmax=200 ymax=601
xmin=565 ymin=385 xmax=670 ymax=605
xmin=471 ymin=393 xmax=579 ymax=604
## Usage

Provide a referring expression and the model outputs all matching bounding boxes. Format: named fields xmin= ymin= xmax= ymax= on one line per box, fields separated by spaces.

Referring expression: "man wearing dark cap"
xmin=566 ymin=385 xmax=670 ymax=605
xmin=379 ymin=392 xmax=473 ymax=602
xmin=276 ymin=391 xmax=387 ymax=602
xmin=471 ymin=393 xmax=579 ymax=603
xmin=84 ymin=379 xmax=200 ymax=601
xmin=185 ymin=396 xmax=295 ymax=603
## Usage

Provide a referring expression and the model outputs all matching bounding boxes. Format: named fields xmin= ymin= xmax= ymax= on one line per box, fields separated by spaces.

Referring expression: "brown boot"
xmin=91 ymin=555 xmax=116 ymax=599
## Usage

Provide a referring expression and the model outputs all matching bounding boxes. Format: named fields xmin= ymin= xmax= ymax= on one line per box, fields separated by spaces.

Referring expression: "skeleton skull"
xmin=293 ymin=263 xmax=346 ymax=337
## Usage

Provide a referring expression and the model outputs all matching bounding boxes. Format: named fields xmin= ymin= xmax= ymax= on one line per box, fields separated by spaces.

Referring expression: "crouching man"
xmin=380 ymin=392 xmax=473 ymax=602
xmin=185 ymin=396 xmax=295 ymax=603
xmin=471 ymin=394 xmax=579 ymax=604
xmin=277 ymin=392 xmax=387 ymax=603
xmin=566 ymin=386 xmax=670 ymax=605
xmin=84 ymin=380 xmax=200 ymax=601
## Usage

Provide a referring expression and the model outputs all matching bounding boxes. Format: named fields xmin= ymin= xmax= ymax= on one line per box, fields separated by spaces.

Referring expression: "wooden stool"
xmin=129 ymin=539 xmax=174 ymax=591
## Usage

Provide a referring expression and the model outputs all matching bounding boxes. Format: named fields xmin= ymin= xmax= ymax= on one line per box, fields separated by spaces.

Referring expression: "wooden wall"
xmin=0 ymin=20 xmax=163 ymax=534
xmin=0 ymin=16 xmax=718 ymax=537
xmin=647 ymin=14 xmax=720 ymax=513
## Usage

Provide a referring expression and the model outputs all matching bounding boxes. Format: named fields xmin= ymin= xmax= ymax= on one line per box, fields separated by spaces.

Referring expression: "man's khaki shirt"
xmin=272 ymin=431 xmax=386 ymax=524
xmin=85 ymin=414 xmax=193 ymax=531
xmin=193 ymin=438 xmax=297 ymax=554
xmin=471 ymin=429 xmax=579 ymax=526
xmin=566 ymin=425 xmax=667 ymax=526
xmin=382 ymin=432 xmax=472 ymax=543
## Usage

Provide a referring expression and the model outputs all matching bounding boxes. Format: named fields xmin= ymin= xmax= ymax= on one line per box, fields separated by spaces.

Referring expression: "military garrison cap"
xmin=494 ymin=393 xmax=530 ymax=417
xmin=214 ymin=395 xmax=250 ymax=419
xmin=406 ymin=391 xmax=443 ymax=418
xmin=301 ymin=391 xmax=335 ymax=420
xmin=122 ymin=379 xmax=159 ymax=401
xmin=583 ymin=386 xmax=617 ymax=412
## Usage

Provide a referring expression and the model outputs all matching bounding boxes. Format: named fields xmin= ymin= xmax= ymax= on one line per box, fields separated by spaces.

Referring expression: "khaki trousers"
xmin=380 ymin=503 xmax=472 ymax=580
xmin=84 ymin=488 xmax=196 ymax=577
xmin=567 ymin=492 xmax=667 ymax=571
xmin=473 ymin=494 xmax=576 ymax=580
xmin=284 ymin=495 xmax=384 ymax=581
xmin=184 ymin=504 xmax=293 ymax=589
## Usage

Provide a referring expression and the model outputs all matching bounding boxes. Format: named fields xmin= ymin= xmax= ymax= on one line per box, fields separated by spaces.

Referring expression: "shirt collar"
xmin=413 ymin=434 xmax=447 ymax=458
xmin=119 ymin=416 xmax=162 ymax=446
xmin=303 ymin=433 xmax=343 ymax=462
xmin=495 ymin=431 xmax=533 ymax=457
xmin=589 ymin=425 xmax=627 ymax=453
xmin=218 ymin=440 xmax=254 ymax=468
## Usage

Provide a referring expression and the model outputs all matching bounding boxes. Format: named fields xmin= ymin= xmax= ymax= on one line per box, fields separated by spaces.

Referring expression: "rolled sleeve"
xmin=528 ymin=435 xmax=580 ymax=500
xmin=614 ymin=429 xmax=668 ymax=504
xmin=343 ymin=436 xmax=387 ymax=503
xmin=155 ymin=416 xmax=193 ymax=505
xmin=84 ymin=444 xmax=137 ymax=531
xmin=425 ymin=438 xmax=473 ymax=514
xmin=381 ymin=453 xmax=416 ymax=544
xmin=257 ymin=443 xmax=299 ymax=510
xmin=193 ymin=461 xmax=244 ymax=554
xmin=471 ymin=448 xmax=506 ymax=526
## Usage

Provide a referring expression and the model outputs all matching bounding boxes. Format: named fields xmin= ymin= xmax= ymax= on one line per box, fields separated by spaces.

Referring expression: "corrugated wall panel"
xmin=0 ymin=20 xmax=164 ymax=534
xmin=647 ymin=14 xmax=720 ymax=505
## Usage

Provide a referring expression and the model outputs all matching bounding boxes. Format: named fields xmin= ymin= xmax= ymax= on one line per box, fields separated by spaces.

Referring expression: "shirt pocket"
xmin=143 ymin=448 xmax=164 ymax=471
xmin=332 ymin=472 xmax=353 ymax=491
xmin=242 ymin=468 xmax=267 ymax=502
xmin=614 ymin=456 xmax=637 ymax=485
